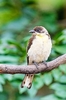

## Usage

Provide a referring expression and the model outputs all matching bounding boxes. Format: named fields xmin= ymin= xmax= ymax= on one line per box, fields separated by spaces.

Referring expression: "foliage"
xmin=40 ymin=30 xmax=66 ymax=100
xmin=0 ymin=0 xmax=66 ymax=100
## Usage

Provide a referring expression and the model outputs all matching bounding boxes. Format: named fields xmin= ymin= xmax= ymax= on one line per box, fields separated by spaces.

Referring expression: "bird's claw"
xmin=42 ymin=61 xmax=48 ymax=69
xmin=32 ymin=61 xmax=39 ymax=69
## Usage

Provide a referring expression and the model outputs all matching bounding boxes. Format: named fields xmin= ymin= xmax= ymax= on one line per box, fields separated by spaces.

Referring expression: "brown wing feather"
xmin=27 ymin=35 xmax=36 ymax=64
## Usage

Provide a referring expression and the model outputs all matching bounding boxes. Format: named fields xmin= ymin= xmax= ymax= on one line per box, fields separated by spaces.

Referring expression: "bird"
xmin=21 ymin=26 xmax=52 ymax=89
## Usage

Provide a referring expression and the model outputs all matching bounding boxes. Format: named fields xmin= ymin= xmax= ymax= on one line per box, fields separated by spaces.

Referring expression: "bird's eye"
xmin=35 ymin=29 xmax=40 ymax=33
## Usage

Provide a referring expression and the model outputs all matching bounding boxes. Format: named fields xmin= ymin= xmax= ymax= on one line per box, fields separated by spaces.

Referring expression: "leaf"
xmin=2 ymin=16 xmax=29 ymax=32
xmin=41 ymin=94 xmax=62 ymax=100
xmin=58 ymin=75 xmax=66 ymax=83
xmin=0 ymin=55 xmax=18 ymax=63
xmin=53 ymin=31 xmax=62 ymax=41
xmin=54 ymin=45 xmax=66 ymax=54
xmin=0 ymin=84 xmax=3 ymax=92
xmin=19 ymin=84 xmax=27 ymax=94
xmin=59 ymin=64 xmax=66 ymax=74
xmin=18 ymin=96 xmax=39 ymax=100
xmin=0 ymin=0 xmax=6 ymax=7
xmin=34 ymin=76 xmax=44 ymax=89
xmin=27 ymin=84 xmax=37 ymax=97
xmin=13 ymin=74 xmax=24 ymax=80
xmin=51 ymin=69 xmax=62 ymax=81
xmin=38 ymin=12 xmax=58 ymax=33
xmin=0 ymin=7 xmax=22 ymax=27
xmin=3 ymin=74 xmax=13 ymax=81
xmin=7 ymin=40 xmax=23 ymax=52
xmin=43 ymin=73 xmax=52 ymax=85
xmin=11 ymin=81 xmax=20 ymax=88
xmin=55 ymin=90 xmax=66 ymax=98
xmin=0 ymin=75 xmax=5 ymax=84
xmin=50 ymin=83 xmax=66 ymax=91
xmin=56 ymin=29 xmax=66 ymax=43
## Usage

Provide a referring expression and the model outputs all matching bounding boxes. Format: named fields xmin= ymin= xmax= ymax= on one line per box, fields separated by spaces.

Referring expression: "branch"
xmin=0 ymin=54 xmax=66 ymax=74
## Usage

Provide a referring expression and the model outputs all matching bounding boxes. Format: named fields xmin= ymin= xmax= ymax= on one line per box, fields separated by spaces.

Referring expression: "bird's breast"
xmin=27 ymin=35 xmax=52 ymax=64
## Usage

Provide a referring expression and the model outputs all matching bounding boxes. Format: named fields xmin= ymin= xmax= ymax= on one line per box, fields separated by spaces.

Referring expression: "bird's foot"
xmin=42 ymin=61 xmax=48 ymax=69
xmin=32 ymin=61 xmax=39 ymax=69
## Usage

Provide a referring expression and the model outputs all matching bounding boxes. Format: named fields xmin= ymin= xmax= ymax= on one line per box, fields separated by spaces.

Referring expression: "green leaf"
xmin=0 ymin=55 xmax=18 ymax=63
xmin=19 ymin=84 xmax=27 ymax=94
xmin=59 ymin=64 xmax=66 ymax=74
xmin=27 ymin=84 xmax=37 ymax=97
xmin=0 ymin=8 xmax=21 ymax=29
xmin=0 ymin=0 xmax=6 ymax=7
xmin=41 ymin=94 xmax=62 ymax=100
xmin=52 ymin=69 xmax=62 ymax=81
xmin=3 ymin=74 xmax=13 ymax=81
xmin=53 ymin=31 xmax=62 ymax=41
xmin=7 ymin=40 xmax=23 ymax=52
xmin=50 ymin=83 xmax=66 ymax=91
xmin=0 ymin=75 xmax=5 ymax=84
xmin=11 ymin=81 xmax=20 ymax=88
xmin=34 ymin=76 xmax=44 ymax=89
xmin=58 ymin=75 xmax=66 ymax=83
xmin=57 ymin=29 xmax=66 ymax=42
xmin=55 ymin=90 xmax=66 ymax=98
xmin=13 ymin=74 xmax=24 ymax=80
xmin=54 ymin=45 xmax=66 ymax=54
xmin=43 ymin=73 xmax=52 ymax=85
xmin=2 ymin=16 xmax=29 ymax=32
xmin=0 ymin=84 xmax=3 ymax=92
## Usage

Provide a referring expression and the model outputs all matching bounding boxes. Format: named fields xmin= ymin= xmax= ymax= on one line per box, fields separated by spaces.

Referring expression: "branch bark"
xmin=0 ymin=54 xmax=66 ymax=74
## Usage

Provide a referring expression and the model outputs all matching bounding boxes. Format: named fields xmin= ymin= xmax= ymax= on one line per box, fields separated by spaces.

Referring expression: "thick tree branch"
xmin=0 ymin=54 xmax=66 ymax=74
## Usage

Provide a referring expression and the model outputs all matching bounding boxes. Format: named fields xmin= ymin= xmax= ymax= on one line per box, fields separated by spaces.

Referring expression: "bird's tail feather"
xmin=21 ymin=74 xmax=34 ymax=89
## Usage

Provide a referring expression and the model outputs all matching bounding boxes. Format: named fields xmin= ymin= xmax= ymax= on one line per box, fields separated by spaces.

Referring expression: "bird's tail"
xmin=21 ymin=74 xmax=34 ymax=89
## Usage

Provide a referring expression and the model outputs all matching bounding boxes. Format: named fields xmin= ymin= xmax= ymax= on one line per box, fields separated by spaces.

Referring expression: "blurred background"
xmin=0 ymin=0 xmax=66 ymax=100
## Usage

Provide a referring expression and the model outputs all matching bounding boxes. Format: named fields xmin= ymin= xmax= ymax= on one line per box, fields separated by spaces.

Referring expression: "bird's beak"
xmin=29 ymin=30 xmax=35 ymax=33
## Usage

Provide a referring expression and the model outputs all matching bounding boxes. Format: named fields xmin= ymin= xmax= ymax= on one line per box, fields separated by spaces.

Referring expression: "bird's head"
xmin=29 ymin=26 xmax=49 ymax=37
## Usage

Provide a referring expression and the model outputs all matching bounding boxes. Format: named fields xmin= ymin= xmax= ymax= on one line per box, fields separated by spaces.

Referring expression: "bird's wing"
xmin=27 ymin=35 xmax=36 ymax=64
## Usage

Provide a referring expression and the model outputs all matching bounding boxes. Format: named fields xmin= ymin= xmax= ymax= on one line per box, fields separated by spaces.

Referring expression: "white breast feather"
xmin=28 ymin=35 xmax=52 ymax=64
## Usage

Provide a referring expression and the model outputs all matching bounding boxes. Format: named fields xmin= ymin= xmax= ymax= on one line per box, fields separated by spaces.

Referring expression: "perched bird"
xmin=21 ymin=26 xmax=52 ymax=89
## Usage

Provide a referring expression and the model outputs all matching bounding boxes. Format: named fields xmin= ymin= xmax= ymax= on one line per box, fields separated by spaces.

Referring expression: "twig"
xmin=0 ymin=54 xmax=66 ymax=74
